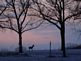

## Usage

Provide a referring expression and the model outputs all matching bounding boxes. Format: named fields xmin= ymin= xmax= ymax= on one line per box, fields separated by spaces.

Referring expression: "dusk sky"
xmin=0 ymin=23 xmax=81 ymax=51
xmin=0 ymin=0 xmax=81 ymax=51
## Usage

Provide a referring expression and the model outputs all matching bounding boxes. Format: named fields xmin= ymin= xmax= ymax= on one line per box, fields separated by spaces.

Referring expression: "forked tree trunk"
xmin=60 ymin=22 xmax=66 ymax=57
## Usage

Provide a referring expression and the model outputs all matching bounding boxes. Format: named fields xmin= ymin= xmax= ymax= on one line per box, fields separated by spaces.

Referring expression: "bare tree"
xmin=31 ymin=0 xmax=81 ymax=57
xmin=0 ymin=0 xmax=43 ymax=53
xmin=0 ymin=1 xmax=7 ymax=27
xmin=71 ymin=0 xmax=81 ymax=42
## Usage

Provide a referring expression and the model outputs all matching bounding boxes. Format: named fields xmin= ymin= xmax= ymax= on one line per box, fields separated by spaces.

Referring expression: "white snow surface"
xmin=0 ymin=49 xmax=81 ymax=61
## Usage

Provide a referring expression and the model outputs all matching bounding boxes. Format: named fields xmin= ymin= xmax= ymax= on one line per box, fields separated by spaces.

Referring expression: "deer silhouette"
xmin=28 ymin=44 xmax=34 ymax=51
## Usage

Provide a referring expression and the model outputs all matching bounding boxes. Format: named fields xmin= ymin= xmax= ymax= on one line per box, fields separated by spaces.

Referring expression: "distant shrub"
xmin=66 ymin=43 xmax=81 ymax=49
xmin=0 ymin=48 xmax=9 ymax=53
xmin=0 ymin=48 xmax=17 ymax=56
xmin=15 ymin=46 xmax=27 ymax=53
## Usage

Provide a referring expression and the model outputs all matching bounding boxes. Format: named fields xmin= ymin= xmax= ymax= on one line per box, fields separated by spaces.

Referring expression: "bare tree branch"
xmin=0 ymin=0 xmax=43 ymax=53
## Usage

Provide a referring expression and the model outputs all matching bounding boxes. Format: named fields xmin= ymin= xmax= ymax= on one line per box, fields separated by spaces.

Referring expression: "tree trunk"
xmin=18 ymin=31 xmax=23 ymax=53
xmin=60 ymin=22 xmax=66 ymax=57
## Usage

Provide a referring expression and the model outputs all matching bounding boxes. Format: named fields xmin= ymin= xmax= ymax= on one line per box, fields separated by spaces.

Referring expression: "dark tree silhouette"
xmin=0 ymin=0 xmax=43 ymax=53
xmin=31 ymin=0 xmax=81 ymax=57
xmin=0 ymin=1 xmax=7 ymax=27
xmin=71 ymin=0 xmax=81 ymax=43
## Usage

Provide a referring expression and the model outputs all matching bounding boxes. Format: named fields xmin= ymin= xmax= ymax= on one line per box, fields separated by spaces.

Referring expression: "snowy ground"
xmin=0 ymin=49 xmax=81 ymax=61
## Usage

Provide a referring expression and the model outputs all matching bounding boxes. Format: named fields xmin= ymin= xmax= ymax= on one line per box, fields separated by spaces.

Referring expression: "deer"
xmin=28 ymin=44 xmax=34 ymax=51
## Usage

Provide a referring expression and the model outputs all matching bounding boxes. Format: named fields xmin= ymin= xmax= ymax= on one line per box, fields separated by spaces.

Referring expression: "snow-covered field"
xmin=0 ymin=49 xmax=81 ymax=61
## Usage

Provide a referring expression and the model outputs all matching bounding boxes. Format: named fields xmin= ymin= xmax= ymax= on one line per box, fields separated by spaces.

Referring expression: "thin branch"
xmin=22 ymin=20 xmax=44 ymax=33
xmin=21 ymin=0 xmax=30 ymax=27
xmin=64 ymin=11 xmax=81 ymax=21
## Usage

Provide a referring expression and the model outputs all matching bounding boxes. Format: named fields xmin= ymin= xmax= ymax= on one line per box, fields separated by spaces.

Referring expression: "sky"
xmin=0 ymin=0 xmax=81 ymax=51
xmin=0 ymin=24 xmax=60 ymax=51
xmin=0 ymin=0 xmax=60 ymax=51
xmin=0 ymin=23 xmax=81 ymax=51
